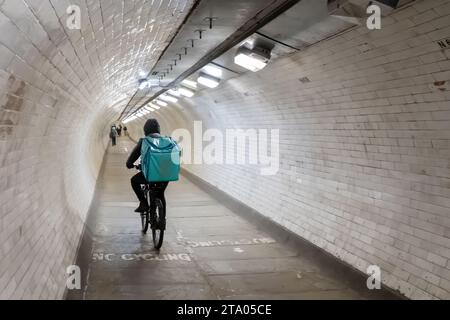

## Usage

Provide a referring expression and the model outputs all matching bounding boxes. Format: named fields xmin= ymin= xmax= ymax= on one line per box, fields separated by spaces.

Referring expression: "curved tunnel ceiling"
xmin=1 ymin=0 xmax=450 ymax=301
xmin=0 ymin=0 xmax=197 ymax=121
xmin=119 ymin=0 xmax=304 ymax=121
xmin=119 ymin=0 xmax=404 ymax=121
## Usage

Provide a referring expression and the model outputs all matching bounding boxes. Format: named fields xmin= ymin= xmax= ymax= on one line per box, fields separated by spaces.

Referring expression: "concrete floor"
xmin=67 ymin=137 xmax=400 ymax=300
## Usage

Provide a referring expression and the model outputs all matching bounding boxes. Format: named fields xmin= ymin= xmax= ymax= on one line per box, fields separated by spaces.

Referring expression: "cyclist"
xmin=126 ymin=119 xmax=168 ymax=213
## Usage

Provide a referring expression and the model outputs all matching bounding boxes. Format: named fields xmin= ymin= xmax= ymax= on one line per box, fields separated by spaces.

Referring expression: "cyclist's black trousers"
xmin=131 ymin=172 xmax=168 ymax=207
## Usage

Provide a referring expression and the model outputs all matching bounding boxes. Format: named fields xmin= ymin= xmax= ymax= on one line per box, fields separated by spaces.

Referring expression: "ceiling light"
xmin=182 ymin=79 xmax=197 ymax=88
xmin=139 ymin=70 xmax=147 ymax=78
xmin=139 ymin=79 xmax=150 ymax=90
xmin=203 ymin=65 xmax=222 ymax=78
xmin=168 ymin=89 xmax=181 ymax=97
xmin=123 ymin=116 xmax=136 ymax=124
xmin=155 ymin=100 xmax=168 ymax=107
xmin=160 ymin=94 xmax=178 ymax=103
xmin=198 ymin=73 xmax=220 ymax=88
xmin=234 ymin=46 xmax=271 ymax=72
xmin=178 ymin=87 xmax=195 ymax=98
xmin=152 ymin=101 xmax=161 ymax=110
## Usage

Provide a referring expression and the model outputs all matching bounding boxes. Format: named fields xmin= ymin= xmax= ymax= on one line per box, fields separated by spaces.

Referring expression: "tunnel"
xmin=0 ymin=0 xmax=449 ymax=301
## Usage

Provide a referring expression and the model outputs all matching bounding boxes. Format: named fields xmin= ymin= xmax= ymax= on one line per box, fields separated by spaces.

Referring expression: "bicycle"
xmin=136 ymin=166 xmax=166 ymax=250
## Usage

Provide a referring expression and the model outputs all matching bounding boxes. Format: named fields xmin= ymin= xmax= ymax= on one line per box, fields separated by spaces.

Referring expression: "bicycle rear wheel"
xmin=151 ymin=199 xmax=165 ymax=250
xmin=141 ymin=211 xmax=149 ymax=234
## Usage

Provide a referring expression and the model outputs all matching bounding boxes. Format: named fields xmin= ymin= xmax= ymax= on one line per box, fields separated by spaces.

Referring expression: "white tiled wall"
xmin=0 ymin=0 xmax=194 ymax=299
xmin=2 ymin=0 xmax=449 ymax=301
xmin=131 ymin=0 xmax=450 ymax=299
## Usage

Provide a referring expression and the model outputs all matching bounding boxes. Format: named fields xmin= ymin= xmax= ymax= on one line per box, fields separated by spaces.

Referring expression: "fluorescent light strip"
xmin=156 ymin=100 xmax=168 ymax=107
xmin=160 ymin=94 xmax=178 ymax=103
xmin=203 ymin=65 xmax=222 ymax=78
xmin=198 ymin=74 xmax=220 ymax=88
xmin=178 ymin=87 xmax=194 ymax=98
xmin=139 ymin=80 xmax=150 ymax=90
xmin=182 ymin=79 xmax=197 ymax=88
xmin=234 ymin=53 xmax=268 ymax=72
xmin=168 ymin=89 xmax=181 ymax=97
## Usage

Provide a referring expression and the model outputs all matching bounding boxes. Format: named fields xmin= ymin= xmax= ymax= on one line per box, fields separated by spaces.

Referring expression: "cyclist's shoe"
xmin=134 ymin=201 xmax=149 ymax=213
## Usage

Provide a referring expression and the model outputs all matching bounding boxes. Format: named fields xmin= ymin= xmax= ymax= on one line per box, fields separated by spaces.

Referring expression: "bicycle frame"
xmin=140 ymin=183 xmax=166 ymax=249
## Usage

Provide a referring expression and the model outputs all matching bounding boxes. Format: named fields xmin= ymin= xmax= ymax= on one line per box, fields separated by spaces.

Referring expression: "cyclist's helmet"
xmin=144 ymin=118 xmax=160 ymax=136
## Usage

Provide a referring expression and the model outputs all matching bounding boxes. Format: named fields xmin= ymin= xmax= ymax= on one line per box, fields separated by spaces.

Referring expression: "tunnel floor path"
xmin=68 ymin=137 xmax=396 ymax=300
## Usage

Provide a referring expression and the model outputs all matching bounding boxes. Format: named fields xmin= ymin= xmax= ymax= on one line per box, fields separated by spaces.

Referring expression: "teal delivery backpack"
xmin=140 ymin=136 xmax=181 ymax=182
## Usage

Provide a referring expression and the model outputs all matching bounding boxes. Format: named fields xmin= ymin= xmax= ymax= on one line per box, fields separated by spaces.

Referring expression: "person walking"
xmin=123 ymin=125 xmax=128 ymax=137
xmin=110 ymin=125 xmax=118 ymax=146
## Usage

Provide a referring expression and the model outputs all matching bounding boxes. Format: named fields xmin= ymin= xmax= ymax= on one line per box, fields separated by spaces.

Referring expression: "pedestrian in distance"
xmin=110 ymin=125 xmax=118 ymax=146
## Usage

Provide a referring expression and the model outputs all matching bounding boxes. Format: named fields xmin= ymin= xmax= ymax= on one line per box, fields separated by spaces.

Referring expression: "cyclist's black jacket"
xmin=126 ymin=133 xmax=161 ymax=169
